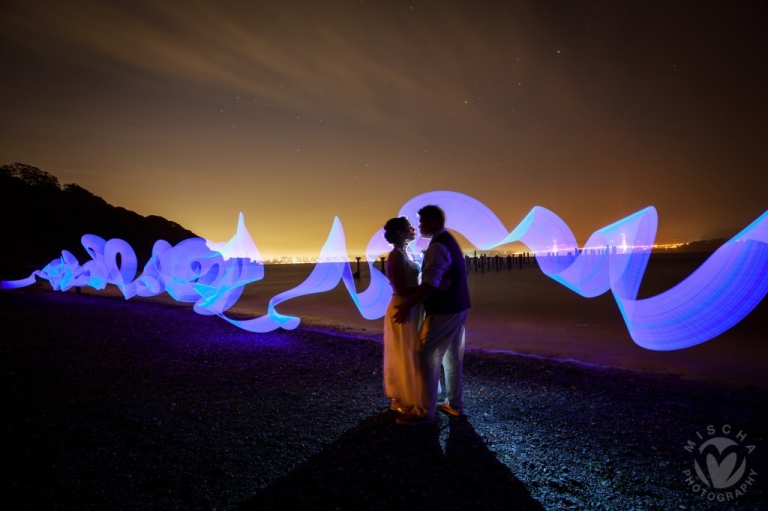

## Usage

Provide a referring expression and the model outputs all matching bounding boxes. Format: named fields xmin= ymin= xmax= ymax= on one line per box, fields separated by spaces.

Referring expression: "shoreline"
xmin=296 ymin=322 xmax=768 ymax=391
xmin=10 ymin=283 xmax=768 ymax=391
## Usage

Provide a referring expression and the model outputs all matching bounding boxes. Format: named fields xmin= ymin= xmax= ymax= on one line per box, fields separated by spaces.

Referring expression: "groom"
xmin=393 ymin=205 xmax=471 ymax=425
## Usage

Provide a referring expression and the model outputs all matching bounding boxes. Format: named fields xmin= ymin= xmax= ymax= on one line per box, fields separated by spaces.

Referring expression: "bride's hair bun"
xmin=383 ymin=217 xmax=410 ymax=244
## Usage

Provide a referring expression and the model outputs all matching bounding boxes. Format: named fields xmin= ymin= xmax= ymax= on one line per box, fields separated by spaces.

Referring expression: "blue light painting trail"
xmin=2 ymin=192 xmax=767 ymax=350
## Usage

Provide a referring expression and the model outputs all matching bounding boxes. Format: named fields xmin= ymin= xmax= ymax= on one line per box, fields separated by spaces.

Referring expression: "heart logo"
xmin=694 ymin=437 xmax=747 ymax=489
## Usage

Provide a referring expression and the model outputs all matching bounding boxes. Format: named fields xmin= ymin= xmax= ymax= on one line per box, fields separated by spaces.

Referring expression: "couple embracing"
xmin=382 ymin=205 xmax=471 ymax=426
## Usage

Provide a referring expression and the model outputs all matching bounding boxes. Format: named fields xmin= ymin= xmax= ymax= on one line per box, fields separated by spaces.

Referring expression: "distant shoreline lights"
xmin=261 ymin=240 xmax=687 ymax=265
xmin=3 ymin=191 xmax=767 ymax=350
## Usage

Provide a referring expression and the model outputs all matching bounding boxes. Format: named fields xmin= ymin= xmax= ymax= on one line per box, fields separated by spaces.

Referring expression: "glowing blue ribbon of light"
xmin=220 ymin=216 xmax=392 ymax=332
xmin=2 ymin=191 xmax=766 ymax=350
xmin=0 ymin=213 xmax=267 ymax=318
xmin=394 ymin=191 xmax=768 ymax=350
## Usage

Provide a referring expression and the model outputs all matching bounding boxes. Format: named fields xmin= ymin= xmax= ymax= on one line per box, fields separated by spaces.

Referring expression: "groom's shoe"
xmin=437 ymin=402 xmax=464 ymax=417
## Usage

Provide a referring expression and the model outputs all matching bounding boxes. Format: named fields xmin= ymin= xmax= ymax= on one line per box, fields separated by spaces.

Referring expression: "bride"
xmin=382 ymin=217 xmax=425 ymax=414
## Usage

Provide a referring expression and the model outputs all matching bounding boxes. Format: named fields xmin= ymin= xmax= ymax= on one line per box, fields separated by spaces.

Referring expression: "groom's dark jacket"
xmin=423 ymin=230 xmax=471 ymax=316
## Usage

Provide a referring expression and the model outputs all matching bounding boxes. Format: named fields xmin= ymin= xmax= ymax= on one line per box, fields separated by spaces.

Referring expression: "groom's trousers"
xmin=418 ymin=310 xmax=468 ymax=419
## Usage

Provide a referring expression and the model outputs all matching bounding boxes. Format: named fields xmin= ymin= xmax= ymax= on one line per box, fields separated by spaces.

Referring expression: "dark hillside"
xmin=0 ymin=163 xmax=197 ymax=279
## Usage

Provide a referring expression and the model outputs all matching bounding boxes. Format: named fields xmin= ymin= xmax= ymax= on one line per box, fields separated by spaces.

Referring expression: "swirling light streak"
xmin=2 ymin=191 xmax=766 ymax=350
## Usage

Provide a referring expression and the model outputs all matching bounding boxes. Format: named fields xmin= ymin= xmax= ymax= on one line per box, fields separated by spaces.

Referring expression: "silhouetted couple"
xmin=382 ymin=205 xmax=471 ymax=426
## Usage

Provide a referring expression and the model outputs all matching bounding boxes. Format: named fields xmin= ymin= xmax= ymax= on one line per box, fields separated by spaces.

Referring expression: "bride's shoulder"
xmin=388 ymin=248 xmax=406 ymax=261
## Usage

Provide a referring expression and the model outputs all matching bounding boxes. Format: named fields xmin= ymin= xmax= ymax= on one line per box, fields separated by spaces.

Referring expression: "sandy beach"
xmin=1 ymin=288 xmax=766 ymax=510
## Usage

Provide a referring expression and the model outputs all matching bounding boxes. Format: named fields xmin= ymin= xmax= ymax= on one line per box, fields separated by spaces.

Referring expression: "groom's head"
xmin=417 ymin=205 xmax=445 ymax=238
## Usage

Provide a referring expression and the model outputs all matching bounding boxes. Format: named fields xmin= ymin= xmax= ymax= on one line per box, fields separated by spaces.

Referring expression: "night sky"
xmin=2 ymin=1 xmax=766 ymax=259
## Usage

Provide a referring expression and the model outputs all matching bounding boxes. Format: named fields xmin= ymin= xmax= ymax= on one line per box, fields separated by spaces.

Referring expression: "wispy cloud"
xmin=1 ymin=1 xmax=575 ymax=132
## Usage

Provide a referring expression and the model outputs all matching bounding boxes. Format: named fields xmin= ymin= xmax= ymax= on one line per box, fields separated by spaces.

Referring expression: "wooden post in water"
xmin=354 ymin=257 xmax=361 ymax=279
xmin=379 ymin=256 xmax=386 ymax=275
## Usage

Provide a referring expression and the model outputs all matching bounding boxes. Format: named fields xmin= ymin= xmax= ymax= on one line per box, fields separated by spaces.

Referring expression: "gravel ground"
xmin=1 ymin=289 xmax=766 ymax=510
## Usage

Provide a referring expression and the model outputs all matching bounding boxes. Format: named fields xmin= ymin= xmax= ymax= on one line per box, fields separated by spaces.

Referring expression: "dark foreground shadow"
xmin=241 ymin=412 xmax=543 ymax=510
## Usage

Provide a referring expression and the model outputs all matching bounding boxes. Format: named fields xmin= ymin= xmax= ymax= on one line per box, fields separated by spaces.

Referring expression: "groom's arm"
xmin=393 ymin=282 xmax=436 ymax=323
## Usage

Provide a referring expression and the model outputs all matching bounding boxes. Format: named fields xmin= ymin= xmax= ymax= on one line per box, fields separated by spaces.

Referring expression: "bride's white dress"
xmin=383 ymin=250 xmax=424 ymax=409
